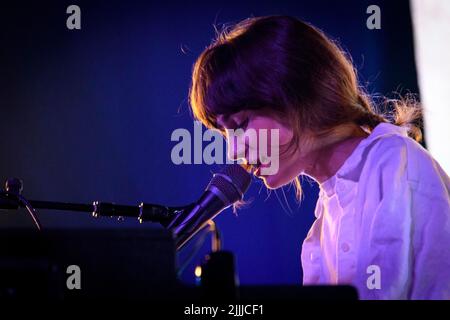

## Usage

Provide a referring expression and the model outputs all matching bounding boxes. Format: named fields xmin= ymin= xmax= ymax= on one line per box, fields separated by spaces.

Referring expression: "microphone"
xmin=167 ymin=164 xmax=251 ymax=250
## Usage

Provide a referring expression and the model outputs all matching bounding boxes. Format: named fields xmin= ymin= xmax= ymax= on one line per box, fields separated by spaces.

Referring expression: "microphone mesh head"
xmin=206 ymin=164 xmax=251 ymax=205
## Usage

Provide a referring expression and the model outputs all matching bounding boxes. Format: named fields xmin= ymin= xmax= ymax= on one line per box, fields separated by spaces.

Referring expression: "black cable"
xmin=176 ymin=221 xmax=222 ymax=278
xmin=176 ymin=225 xmax=210 ymax=278
xmin=1 ymin=192 xmax=42 ymax=231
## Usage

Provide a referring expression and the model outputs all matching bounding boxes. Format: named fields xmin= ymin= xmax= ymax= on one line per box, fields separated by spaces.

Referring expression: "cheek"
xmin=278 ymin=128 xmax=294 ymax=146
xmin=256 ymin=125 xmax=293 ymax=154
xmin=269 ymin=125 xmax=294 ymax=152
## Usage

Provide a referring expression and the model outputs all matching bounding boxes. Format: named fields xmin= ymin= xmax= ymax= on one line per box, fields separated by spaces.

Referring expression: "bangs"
xmin=189 ymin=42 xmax=262 ymax=131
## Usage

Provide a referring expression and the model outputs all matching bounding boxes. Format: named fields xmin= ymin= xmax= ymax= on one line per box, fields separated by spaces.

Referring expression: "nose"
xmin=226 ymin=131 xmax=247 ymax=162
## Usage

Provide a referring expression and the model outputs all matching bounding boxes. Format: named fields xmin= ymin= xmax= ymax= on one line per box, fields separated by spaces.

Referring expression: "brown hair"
xmin=189 ymin=15 xmax=422 ymax=198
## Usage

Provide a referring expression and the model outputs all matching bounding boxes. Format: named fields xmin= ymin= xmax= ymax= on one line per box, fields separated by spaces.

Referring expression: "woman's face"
xmin=216 ymin=109 xmax=310 ymax=189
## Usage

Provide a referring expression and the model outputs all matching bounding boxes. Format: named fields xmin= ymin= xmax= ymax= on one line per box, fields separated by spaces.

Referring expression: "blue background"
xmin=0 ymin=0 xmax=419 ymax=285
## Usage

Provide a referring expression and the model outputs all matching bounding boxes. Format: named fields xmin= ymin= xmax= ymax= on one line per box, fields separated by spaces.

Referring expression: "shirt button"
xmin=341 ymin=242 xmax=350 ymax=253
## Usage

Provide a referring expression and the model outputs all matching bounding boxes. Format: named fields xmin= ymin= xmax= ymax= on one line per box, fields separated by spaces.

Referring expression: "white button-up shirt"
xmin=301 ymin=123 xmax=450 ymax=299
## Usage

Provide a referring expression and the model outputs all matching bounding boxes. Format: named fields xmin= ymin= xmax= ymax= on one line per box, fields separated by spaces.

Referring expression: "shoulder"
xmin=373 ymin=130 xmax=442 ymax=179
xmin=359 ymin=128 xmax=410 ymax=180
xmin=362 ymin=124 xmax=449 ymax=197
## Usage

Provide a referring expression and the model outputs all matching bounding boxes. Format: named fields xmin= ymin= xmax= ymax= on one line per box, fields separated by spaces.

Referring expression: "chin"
xmin=259 ymin=173 xmax=292 ymax=189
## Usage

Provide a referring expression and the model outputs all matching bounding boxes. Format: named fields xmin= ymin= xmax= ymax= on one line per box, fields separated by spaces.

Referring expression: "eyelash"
xmin=236 ymin=118 xmax=249 ymax=130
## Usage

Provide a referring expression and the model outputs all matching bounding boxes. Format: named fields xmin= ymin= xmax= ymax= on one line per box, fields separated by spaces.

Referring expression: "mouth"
xmin=252 ymin=165 xmax=261 ymax=177
xmin=250 ymin=161 xmax=267 ymax=177
xmin=243 ymin=159 xmax=271 ymax=178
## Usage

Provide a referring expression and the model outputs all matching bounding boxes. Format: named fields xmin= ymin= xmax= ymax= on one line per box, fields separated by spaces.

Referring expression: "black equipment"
xmin=0 ymin=165 xmax=358 ymax=301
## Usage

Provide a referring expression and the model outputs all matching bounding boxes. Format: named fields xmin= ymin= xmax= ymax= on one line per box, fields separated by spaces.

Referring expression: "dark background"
xmin=0 ymin=0 xmax=419 ymax=285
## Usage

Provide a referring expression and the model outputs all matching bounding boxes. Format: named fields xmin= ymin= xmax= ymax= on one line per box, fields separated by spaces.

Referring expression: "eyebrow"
xmin=216 ymin=113 xmax=230 ymax=127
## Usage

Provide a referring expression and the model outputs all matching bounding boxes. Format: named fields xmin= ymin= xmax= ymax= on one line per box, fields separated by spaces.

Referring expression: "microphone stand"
xmin=1 ymin=177 xmax=239 ymax=300
xmin=0 ymin=178 xmax=187 ymax=228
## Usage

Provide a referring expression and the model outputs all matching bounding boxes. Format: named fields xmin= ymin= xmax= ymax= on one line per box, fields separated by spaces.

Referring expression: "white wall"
xmin=411 ymin=0 xmax=450 ymax=174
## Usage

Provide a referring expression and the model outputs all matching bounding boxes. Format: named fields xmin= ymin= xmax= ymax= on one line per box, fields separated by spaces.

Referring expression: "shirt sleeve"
xmin=354 ymin=136 xmax=450 ymax=300
xmin=408 ymin=172 xmax=450 ymax=299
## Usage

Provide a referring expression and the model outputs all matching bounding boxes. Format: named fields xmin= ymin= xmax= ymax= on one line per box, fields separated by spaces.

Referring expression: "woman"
xmin=188 ymin=15 xmax=450 ymax=299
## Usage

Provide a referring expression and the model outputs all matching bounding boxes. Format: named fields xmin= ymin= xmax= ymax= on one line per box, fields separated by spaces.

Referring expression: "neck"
xmin=303 ymin=124 xmax=369 ymax=184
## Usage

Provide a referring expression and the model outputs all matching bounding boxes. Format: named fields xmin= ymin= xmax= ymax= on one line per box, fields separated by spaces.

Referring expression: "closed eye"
xmin=236 ymin=118 xmax=249 ymax=130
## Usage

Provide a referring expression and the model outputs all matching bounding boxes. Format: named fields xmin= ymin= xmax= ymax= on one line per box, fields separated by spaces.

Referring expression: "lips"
xmin=251 ymin=162 xmax=268 ymax=177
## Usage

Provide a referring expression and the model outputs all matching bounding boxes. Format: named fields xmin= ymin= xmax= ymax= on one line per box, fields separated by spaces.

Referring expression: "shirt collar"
xmin=319 ymin=122 xmax=409 ymax=199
